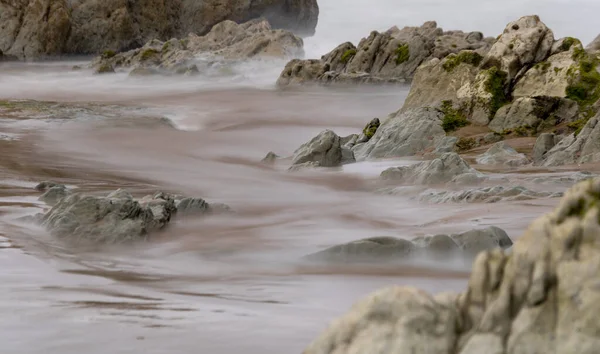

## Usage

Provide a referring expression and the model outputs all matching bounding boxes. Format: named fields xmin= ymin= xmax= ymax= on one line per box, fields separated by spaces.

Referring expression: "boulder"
xmin=481 ymin=15 xmax=554 ymax=82
xmin=353 ymin=107 xmax=445 ymax=161
xmin=417 ymin=185 xmax=562 ymax=204
xmin=261 ymin=151 xmax=279 ymax=165
xmin=541 ymin=115 xmax=600 ymax=166
xmin=488 ymin=97 xmax=579 ymax=134
xmin=304 ymin=177 xmax=600 ymax=354
xmin=0 ymin=0 xmax=318 ymax=59
xmin=39 ymin=185 xmax=70 ymax=206
xmin=411 ymin=234 xmax=458 ymax=252
xmin=291 ymin=130 xmax=342 ymax=167
xmin=276 ymin=21 xmax=493 ymax=86
xmin=475 ymin=142 xmax=530 ymax=166
xmin=532 ymin=133 xmax=556 ymax=162
xmin=380 ymin=152 xmax=480 ymax=185
xmin=175 ymin=197 xmax=210 ymax=215
xmin=449 ymin=226 xmax=512 ymax=254
xmin=304 ymin=237 xmax=415 ymax=263
xmin=91 ymin=19 xmax=304 ymax=74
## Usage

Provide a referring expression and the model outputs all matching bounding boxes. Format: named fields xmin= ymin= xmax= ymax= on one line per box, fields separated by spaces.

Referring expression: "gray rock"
xmin=449 ymin=226 xmax=512 ymax=254
xmin=481 ymin=15 xmax=554 ymax=82
xmin=39 ymin=186 xmax=70 ymax=206
xmin=340 ymin=134 xmax=358 ymax=147
xmin=304 ymin=236 xmax=415 ymax=263
xmin=432 ymin=136 xmax=458 ymax=155
xmin=587 ymin=34 xmax=600 ymax=53
xmin=541 ymin=115 xmax=600 ymax=166
xmin=35 ymin=181 xmax=65 ymax=192
xmin=291 ymin=130 xmax=342 ymax=167
xmin=261 ymin=151 xmax=279 ymax=165
xmin=354 ymin=107 xmax=445 ymax=161
xmin=129 ymin=66 xmax=161 ymax=77
xmin=417 ymin=185 xmax=562 ymax=204
xmin=488 ymin=97 xmax=573 ymax=134
xmin=533 ymin=133 xmax=556 ymax=163
xmin=412 ymin=234 xmax=458 ymax=252
xmin=380 ymin=152 xmax=480 ymax=185
xmin=475 ymin=142 xmax=530 ymax=166
xmin=288 ymin=161 xmax=321 ymax=172
xmin=107 ymin=189 xmax=133 ymax=200
xmin=340 ymin=147 xmax=356 ymax=165
xmin=176 ymin=197 xmax=210 ymax=215
xmin=483 ymin=132 xmax=503 ymax=144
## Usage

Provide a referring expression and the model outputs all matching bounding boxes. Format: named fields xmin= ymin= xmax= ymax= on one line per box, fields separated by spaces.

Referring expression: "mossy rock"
xmin=395 ymin=44 xmax=410 ymax=65
xmin=483 ymin=66 xmax=510 ymax=119
xmin=440 ymin=100 xmax=470 ymax=132
xmin=362 ymin=118 xmax=380 ymax=139
xmin=442 ymin=51 xmax=483 ymax=72
xmin=456 ymin=137 xmax=476 ymax=152
xmin=560 ymin=37 xmax=581 ymax=52
xmin=95 ymin=63 xmax=115 ymax=75
xmin=101 ymin=50 xmax=116 ymax=59
xmin=140 ymin=48 xmax=160 ymax=61
xmin=341 ymin=49 xmax=357 ymax=63
xmin=565 ymin=47 xmax=600 ymax=133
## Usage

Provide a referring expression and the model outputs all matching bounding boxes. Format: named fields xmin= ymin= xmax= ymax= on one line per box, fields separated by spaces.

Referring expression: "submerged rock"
xmin=475 ymin=142 xmax=530 ymax=166
xmin=449 ymin=226 xmax=512 ymax=254
xmin=261 ymin=151 xmax=279 ymax=165
xmin=291 ymin=130 xmax=342 ymax=168
xmin=380 ymin=153 xmax=481 ymax=185
xmin=304 ymin=177 xmax=600 ymax=354
xmin=305 ymin=237 xmax=415 ymax=263
xmin=39 ymin=186 xmax=70 ymax=206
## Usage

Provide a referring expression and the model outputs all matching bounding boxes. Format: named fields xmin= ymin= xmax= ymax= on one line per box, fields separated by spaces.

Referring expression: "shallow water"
xmin=1 ymin=2 xmax=598 ymax=353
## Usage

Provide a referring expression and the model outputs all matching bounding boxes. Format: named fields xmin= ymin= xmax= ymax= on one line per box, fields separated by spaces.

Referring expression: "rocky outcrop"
xmin=304 ymin=177 xmax=600 ymax=354
xmin=353 ymin=107 xmax=446 ymax=161
xmin=39 ymin=185 xmax=71 ymax=206
xmin=276 ymin=21 xmax=494 ymax=86
xmin=91 ymin=19 xmax=304 ymax=75
xmin=38 ymin=189 xmax=229 ymax=244
xmin=586 ymin=34 xmax=600 ymax=53
xmin=475 ymin=142 xmax=529 ymax=166
xmin=380 ymin=153 xmax=482 ymax=186
xmin=417 ymin=185 xmax=562 ymax=204
xmin=532 ymin=133 xmax=557 ymax=163
xmin=0 ymin=0 xmax=318 ymax=59
xmin=540 ymin=115 xmax=600 ymax=166
xmin=291 ymin=130 xmax=342 ymax=168
xmin=305 ymin=226 xmax=511 ymax=263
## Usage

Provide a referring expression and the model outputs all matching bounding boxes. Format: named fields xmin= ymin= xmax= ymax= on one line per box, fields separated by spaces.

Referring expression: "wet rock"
xmin=35 ymin=181 xmax=65 ymax=192
xmin=277 ymin=22 xmax=493 ymax=87
xmin=482 ymin=15 xmax=554 ymax=82
xmin=261 ymin=151 xmax=279 ymax=165
xmin=92 ymin=19 xmax=304 ymax=75
xmin=532 ymin=133 xmax=556 ymax=163
xmin=475 ymin=142 xmax=530 ymax=166
xmin=381 ymin=152 xmax=480 ymax=185
xmin=541 ymin=115 xmax=600 ymax=166
xmin=304 ymin=237 xmax=415 ymax=263
xmin=39 ymin=186 xmax=70 ymax=206
xmin=288 ymin=161 xmax=321 ymax=172
xmin=305 ymin=178 xmax=600 ymax=354
xmin=416 ymin=185 xmax=562 ymax=204
xmin=353 ymin=107 xmax=445 ymax=161
xmin=449 ymin=226 xmax=512 ymax=254
xmin=291 ymin=130 xmax=342 ymax=167
xmin=176 ymin=197 xmax=210 ymax=215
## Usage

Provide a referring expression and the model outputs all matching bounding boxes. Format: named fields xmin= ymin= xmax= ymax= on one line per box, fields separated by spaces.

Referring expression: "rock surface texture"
xmin=475 ymin=142 xmax=529 ymax=166
xmin=0 ymin=0 xmax=318 ymax=59
xmin=304 ymin=177 xmax=600 ymax=354
xmin=291 ymin=130 xmax=342 ymax=168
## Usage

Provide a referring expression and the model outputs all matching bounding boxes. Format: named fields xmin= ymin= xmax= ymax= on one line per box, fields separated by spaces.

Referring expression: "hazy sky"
xmin=305 ymin=0 xmax=600 ymax=57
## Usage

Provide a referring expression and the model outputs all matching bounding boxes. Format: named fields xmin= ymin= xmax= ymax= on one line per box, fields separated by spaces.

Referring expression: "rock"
xmin=35 ymin=181 xmax=65 ymax=192
xmin=288 ymin=161 xmax=321 ymax=172
xmin=411 ymin=234 xmax=458 ymax=252
xmin=475 ymin=142 xmax=530 ymax=166
xmin=532 ymin=133 xmax=556 ymax=162
xmin=107 ymin=189 xmax=133 ymax=200
xmin=481 ymin=15 xmax=554 ymax=82
xmin=340 ymin=147 xmax=355 ymax=165
xmin=449 ymin=226 xmax=512 ymax=254
xmin=586 ymin=34 xmax=600 ymax=53
xmin=432 ymin=136 xmax=458 ymax=155
xmin=276 ymin=22 xmax=493 ymax=87
xmin=340 ymin=134 xmax=359 ymax=147
xmin=176 ymin=197 xmax=210 ymax=215
xmin=380 ymin=152 xmax=480 ymax=185
xmin=483 ymin=132 xmax=503 ymax=144
xmin=541 ymin=115 xmax=600 ymax=166
xmin=305 ymin=178 xmax=600 ymax=354
xmin=91 ymin=19 xmax=304 ymax=74
xmin=94 ymin=63 xmax=115 ymax=74
xmin=0 ymin=0 xmax=318 ymax=59
xmin=39 ymin=186 xmax=70 ymax=206
xmin=261 ymin=151 xmax=279 ymax=165
xmin=304 ymin=236 xmax=415 ymax=263
xmin=353 ymin=107 xmax=445 ymax=161
xmin=414 ymin=185 xmax=562 ymax=204
xmin=360 ymin=118 xmax=380 ymax=142
xmin=291 ymin=130 xmax=342 ymax=167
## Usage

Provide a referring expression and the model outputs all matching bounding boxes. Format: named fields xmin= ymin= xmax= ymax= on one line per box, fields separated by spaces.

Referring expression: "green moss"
xmin=140 ymin=48 xmax=159 ymax=61
xmin=101 ymin=50 xmax=116 ymax=59
xmin=440 ymin=100 xmax=470 ymax=132
xmin=554 ymin=67 xmax=562 ymax=74
xmin=395 ymin=44 xmax=410 ymax=65
xmin=568 ymin=119 xmax=587 ymax=136
xmin=162 ymin=42 xmax=171 ymax=52
xmin=362 ymin=118 xmax=380 ymax=139
xmin=483 ymin=67 xmax=509 ymax=118
xmin=451 ymin=44 xmax=457 ymax=48
xmin=341 ymin=49 xmax=357 ymax=63
xmin=442 ymin=51 xmax=483 ymax=72
xmin=534 ymin=61 xmax=551 ymax=72
xmin=456 ymin=137 xmax=476 ymax=152
xmin=565 ymin=49 xmax=600 ymax=133
xmin=560 ymin=37 xmax=581 ymax=52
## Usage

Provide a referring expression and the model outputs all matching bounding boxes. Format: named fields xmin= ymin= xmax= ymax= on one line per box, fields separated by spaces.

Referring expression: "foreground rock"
xmin=475 ymin=142 xmax=530 ymax=166
xmin=276 ymin=21 xmax=494 ymax=86
xmin=380 ymin=153 xmax=483 ymax=186
xmin=91 ymin=19 xmax=304 ymax=75
xmin=304 ymin=177 xmax=600 ymax=354
xmin=0 ymin=0 xmax=318 ymax=60
xmin=39 ymin=189 xmax=229 ymax=244
xmin=305 ymin=226 xmax=511 ymax=263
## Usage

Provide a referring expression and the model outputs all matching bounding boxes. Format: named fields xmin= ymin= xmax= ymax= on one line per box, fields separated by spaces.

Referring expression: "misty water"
xmin=0 ymin=1 xmax=598 ymax=353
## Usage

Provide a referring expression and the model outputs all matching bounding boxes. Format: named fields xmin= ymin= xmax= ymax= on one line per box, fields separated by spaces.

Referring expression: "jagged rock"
xmin=586 ymin=34 xmax=600 ymax=53
xmin=353 ymin=107 xmax=445 ymax=161
xmin=380 ymin=152 xmax=480 ymax=185
xmin=475 ymin=142 xmax=530 ymax=166
xmin=0 ymin=0 xmax=318 ymax=59
xmin=304 ymin=237 xmax=415 ymax=263
xmin=288 ymin=161 xmax=321 ymax=172
xmin=416 ymin=185 xmax=562 ymax=204
xmin=107 ymin=189 xmax=134 ymax=200
xmin=305 ymin=178 xmax=600 ymax=354
xmin=291 ymin=130 xmax=342 ymax=167
xmin=39 ymin=186 xmax=70 ymax=206
xmin=261 ymin=151 xmax=279 ymax=165
xmin=488 ymin=97 xmax=578 ymax=134
xmin=532 ymin=133 xmax=557 ymax=162
xmin=276 ymin=21 xmax=493 ymax=87
xmin=541 ymin=115 xmax=600 ymax=166
xmin=176 ymin=197 xmax=209 ymax=215
xmin=481 ymin=15 xmax=554 ymax=82
xmin=432 ymin=136 xmax=458 ymax=155
xmin=91 ymin=19 xmax=304 ymax=74
xmin=35 ymin=181 xmax=65 ymax=192
xmin=449 ymin=226 xmax=512 ymax=254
